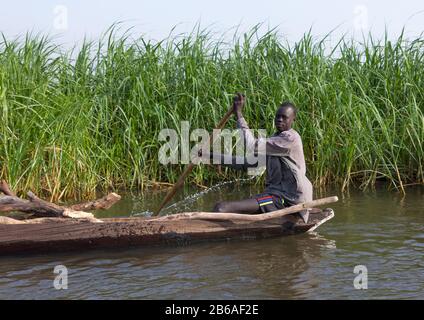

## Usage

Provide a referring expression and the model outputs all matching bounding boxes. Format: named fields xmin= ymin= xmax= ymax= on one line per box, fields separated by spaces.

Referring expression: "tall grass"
xmin=0 ymin=26 xmax=423 ymax=200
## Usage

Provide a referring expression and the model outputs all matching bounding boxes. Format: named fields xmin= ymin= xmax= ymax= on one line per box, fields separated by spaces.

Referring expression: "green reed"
xmin=0 ymin=26 xmax=423 ymax=200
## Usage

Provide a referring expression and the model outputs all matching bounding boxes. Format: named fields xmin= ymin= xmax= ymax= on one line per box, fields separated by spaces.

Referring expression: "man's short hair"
xmin=279 ymin=101 xmax=298 ymax=116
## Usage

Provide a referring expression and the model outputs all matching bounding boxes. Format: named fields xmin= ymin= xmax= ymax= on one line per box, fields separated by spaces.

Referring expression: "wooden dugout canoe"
xmin=0 ymin=208 xmax=334 ymax=255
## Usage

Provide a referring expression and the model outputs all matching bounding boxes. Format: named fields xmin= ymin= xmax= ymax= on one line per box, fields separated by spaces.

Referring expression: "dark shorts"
xmin=255 ymin=193 xmax=288 ymax=213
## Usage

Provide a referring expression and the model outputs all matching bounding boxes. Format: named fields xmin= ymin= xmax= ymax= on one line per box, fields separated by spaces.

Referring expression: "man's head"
xmin=274 ymin=102 xmax=297 ymax=133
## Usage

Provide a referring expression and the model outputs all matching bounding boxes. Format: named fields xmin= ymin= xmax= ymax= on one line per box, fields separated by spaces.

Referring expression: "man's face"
xmin=274 ymin=106 xmax=295 ymax=132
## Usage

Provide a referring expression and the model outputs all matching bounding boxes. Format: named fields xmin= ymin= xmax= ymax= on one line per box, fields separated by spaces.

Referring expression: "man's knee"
xmin=213 ymin=201 xmax=229 ymax=213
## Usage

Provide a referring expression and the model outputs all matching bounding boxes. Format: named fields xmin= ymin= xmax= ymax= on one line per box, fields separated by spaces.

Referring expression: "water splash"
xmin=164 ymin=176 xmax=256 ymax=215
xmin=133 ymin=210 xmax=154 ymax=217
xmin=132 ymin=176 xmax=256 ymax=217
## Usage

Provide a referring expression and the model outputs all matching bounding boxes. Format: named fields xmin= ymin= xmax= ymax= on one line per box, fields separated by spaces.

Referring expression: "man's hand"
xmin=233 ymin=93 xmax=245 ymax=117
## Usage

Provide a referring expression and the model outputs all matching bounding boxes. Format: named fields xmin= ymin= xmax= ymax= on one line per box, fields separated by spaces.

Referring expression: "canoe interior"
xmin=0 ymin=208 xmax=334 ymax=256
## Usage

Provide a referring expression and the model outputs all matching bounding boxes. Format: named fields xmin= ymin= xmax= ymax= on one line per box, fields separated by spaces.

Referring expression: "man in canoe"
xmin=210 ymin=93 xmax=313 ymax=218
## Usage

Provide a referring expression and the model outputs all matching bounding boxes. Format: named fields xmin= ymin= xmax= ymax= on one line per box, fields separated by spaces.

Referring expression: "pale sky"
xmin=1 ymin=0 xmax=424 ymax=46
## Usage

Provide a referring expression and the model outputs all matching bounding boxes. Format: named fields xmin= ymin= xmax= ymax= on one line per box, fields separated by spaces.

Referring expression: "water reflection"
xmin=0 ymin=231 xmax=338 ymax=299
xmin=219 ymin=232 xmax=338 ymax=299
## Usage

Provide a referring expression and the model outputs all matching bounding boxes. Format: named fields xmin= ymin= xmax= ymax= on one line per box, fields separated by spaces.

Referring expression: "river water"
xmin=0 ymin=181 xmax=423 ymax=299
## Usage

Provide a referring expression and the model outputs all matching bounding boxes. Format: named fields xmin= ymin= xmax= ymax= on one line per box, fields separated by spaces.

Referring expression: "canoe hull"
xmin=0 ymin=208 xmax=334 ymax=255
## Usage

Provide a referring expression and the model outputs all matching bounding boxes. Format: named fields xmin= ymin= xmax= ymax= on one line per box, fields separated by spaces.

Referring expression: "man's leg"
xmin=213 ymin=198 xmax=261 ymax=214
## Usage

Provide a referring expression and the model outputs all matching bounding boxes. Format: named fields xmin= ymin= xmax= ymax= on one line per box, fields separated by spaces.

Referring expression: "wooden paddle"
xmin=153 ymin=99 xmax=237 ymax=216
